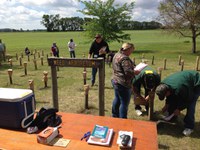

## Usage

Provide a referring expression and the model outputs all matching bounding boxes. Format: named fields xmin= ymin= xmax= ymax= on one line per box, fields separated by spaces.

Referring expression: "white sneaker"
xmin=135 ymin=110 xmax=142 ymax=116
xmin=182 ymin=128 xmax=193 ymax=136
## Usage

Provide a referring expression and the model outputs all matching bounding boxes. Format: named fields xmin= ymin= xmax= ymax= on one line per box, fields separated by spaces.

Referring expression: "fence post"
xmin=195 ymin=56 xmax=199 ymax=71
xmin=84 ymin=84 xmax=90 ymax=109
xmin=8 ymin=69 xmax=13 ymax=84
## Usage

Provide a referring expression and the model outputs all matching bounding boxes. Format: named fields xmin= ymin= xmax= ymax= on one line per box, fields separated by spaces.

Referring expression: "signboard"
xmin=47 ymin=57 xmax=105 ymax=116
xmin=48 ymin=57 xmax=103 ymax=68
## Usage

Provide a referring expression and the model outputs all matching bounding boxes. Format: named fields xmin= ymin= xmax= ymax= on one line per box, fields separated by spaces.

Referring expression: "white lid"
xmin=0 ymin=88 xmax=33 ymax=101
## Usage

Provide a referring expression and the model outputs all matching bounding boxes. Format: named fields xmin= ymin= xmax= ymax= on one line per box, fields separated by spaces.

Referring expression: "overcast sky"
xmin=0 ymin=0 xmax=162 ymax=30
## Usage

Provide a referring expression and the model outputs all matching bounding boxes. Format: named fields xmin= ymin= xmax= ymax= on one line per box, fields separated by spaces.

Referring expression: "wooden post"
xmin=33 ymin=59 xmax=37 ymax=70
xmin=43 ymin=71 xmax=48 ymax=88
xmin=83 ymin=71 xmax=87 ymax=85
xmin=178 ymin=55 xmax=182 ymax=65
xmin=16 ymin=53 xmax=18 ymax=60
xmin=151 ymin=56 xmax=154 ymax=65
xmin=27 ymin=55 xmax=30 ymax=62
xmin=7 ymin=69 xmax=13 ymax=84
xmin=38 ymin=52 xmax=40 ymax=58
xmin=98 ymin=59 xmax=105 ymax=116
xmin=41 ymin=56 xmax=44 ymax=66
xmin=33 ymin=53 xmax=36 ymax=59
xmin=42 ymin=50 xmax=44 ymax=57
xmin=29 ymin=79 xmax=34 ymax=93
xmin=51 ymin=65 xmax=59 ymax=110
xmin=9 ymin=59 xmax=12 ymax=67
xmin=24 ymin=62 xmax=27 ymax=75
xmin=157 ymin=67 xmax=162 ymax=80
xmin=181 ymin=60 xmax=184 ymax=71
xmin=148 ymin=91 xmax=154 ymax=121
xmin=195 ymin=56 xmax=199 ymax=71
xmin=163 ymin=58 xmax=167 ymax=70
xmin=84 ymin=84 xmax=90 ymax=109
xmin=19 ymin=57 xmax=22 ymax=66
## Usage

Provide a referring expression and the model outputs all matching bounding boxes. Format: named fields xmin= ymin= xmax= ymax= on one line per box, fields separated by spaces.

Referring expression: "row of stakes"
xmin=7 ymin=52 xmax=90 ymax=109
xmin=7 ymin=69 xmax=48 ymax=89
xmin=6 ymin=52 xmax=200 ymax=110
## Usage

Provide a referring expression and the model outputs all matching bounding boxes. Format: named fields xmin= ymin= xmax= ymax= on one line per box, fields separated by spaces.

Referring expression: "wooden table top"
xmin=0 ymin=112 xmax=158 ymax=150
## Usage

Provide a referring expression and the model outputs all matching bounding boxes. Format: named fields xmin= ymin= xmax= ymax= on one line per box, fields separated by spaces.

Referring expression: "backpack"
xmin=29 ymin=107 xmax=62 ymax=130
xmin=143 ymin=70 xmax=156 ymax=90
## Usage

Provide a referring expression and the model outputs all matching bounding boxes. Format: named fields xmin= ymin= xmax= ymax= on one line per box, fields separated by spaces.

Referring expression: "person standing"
xmin=111 ymin=42 xmax=138 ymax=119
xmin=51 ymin=43 xmax=59 ymax=57
xmin=132 ymin=65 xmax=160 ymax=116
xmin=88 ymin=34 xmax=110 ymax=86
xmin=155 ymin=70 xmax=200 ymax=136
xmin=0 ymin=39 xmax=6 ymax=62
xmin=68 ymin=39 xmax=76 ymax=58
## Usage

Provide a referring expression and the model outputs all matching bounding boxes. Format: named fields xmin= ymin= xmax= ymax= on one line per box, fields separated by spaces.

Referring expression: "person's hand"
xmin=99 ymin=47 xmax=106 ymax=55
xmin=173 ymin=109 xmax=181 ymax=116
xmin=145 ymin=95 xmax=149 ymax=101
xmin=134 ymin=70 xmax=140 ymax=75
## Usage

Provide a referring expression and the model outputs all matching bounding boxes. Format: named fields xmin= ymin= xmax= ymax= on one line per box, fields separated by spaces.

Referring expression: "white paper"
xmin=134 ymin=62 xmax=148 ymax=71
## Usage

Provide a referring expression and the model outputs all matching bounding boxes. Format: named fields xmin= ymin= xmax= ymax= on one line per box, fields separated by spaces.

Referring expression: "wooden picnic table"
xmin=0 ymin=112 xmax=158 ymax=150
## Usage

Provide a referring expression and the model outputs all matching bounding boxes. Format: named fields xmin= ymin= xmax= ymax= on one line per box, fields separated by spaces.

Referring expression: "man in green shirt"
xmin=155 ymin=70 xmax=200 ymax=136
xmin=132 ymin=65 xmax=160 ymax=116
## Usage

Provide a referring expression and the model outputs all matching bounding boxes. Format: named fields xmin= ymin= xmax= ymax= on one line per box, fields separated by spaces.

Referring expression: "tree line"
xmin=40 ymin=14 xmax=162 ymax=32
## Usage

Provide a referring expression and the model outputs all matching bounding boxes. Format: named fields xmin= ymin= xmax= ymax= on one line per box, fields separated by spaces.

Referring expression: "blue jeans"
xmin=111 ymin=80 xmax=132 ymax=118
xmin=91 ymin=68 xmax=97 ymax=84
xmin=70 ymin=51 xmax=75 ymax=58
xmin=184 ymin=86 xmax=200 ymax=129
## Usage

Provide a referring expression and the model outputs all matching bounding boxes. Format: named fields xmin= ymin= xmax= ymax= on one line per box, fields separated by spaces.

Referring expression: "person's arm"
xmin=88 ymin=53 xmax=92 ymax=59
xmin=132 ymin=86 xmax=145 ymax=101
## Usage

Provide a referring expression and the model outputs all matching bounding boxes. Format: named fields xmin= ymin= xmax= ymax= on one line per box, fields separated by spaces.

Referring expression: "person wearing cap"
xmin=88 ymin=34 xmax=110 ymax=86
xmin=132 ymin=65 xmax=160 ymax=116
xmin=111 ymin=42 xmax=138 ymax=119
xmin=155 ymin=70 xmax=200 ymax=136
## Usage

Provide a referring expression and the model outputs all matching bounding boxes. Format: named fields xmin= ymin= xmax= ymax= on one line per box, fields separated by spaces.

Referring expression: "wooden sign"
xmin=47 ymin=57 xmax=105 ymax=116
xmin=48 ymin=57 xmax=103 ymax=68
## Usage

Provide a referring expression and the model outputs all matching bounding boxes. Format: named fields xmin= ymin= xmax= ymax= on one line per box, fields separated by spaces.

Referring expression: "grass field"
xmin=1 ymin=30 xmax=200 ymax=149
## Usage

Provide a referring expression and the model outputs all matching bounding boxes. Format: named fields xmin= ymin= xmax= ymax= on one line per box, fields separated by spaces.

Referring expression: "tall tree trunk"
xmin=192 ymin=30 xmax=196 ymax=53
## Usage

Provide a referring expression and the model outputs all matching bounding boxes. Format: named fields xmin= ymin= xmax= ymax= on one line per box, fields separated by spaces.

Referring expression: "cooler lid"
xmin=0 ymin=88 xmax=33 ymax=102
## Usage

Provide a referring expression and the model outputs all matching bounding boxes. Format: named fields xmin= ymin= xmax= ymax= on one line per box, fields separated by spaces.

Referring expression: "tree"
xmin=41 ymin=14 xmax=60 ymax=31
xmin=158 ymin=0 xmax=200 ymax=53
xmin=78 ymin=0 xmax=134 ymax=42
xmin=41 ymin=14 xmax=54 ymax=31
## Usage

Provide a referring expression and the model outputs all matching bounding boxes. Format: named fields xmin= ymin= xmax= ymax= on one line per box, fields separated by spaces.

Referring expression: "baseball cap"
xmin=155 ymin=84 xmax=169 ymax=100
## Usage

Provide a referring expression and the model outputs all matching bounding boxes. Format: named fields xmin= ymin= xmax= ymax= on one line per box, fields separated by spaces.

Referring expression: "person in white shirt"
xmin=68 ymin=39 xmax=76 ymax=58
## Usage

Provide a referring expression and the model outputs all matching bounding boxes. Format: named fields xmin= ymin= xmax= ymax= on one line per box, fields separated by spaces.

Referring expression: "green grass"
xmin=1 ymin=30 xmax=200 ymax=149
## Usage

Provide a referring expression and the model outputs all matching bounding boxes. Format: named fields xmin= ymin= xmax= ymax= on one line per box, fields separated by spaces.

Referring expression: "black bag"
xmin=29 ymin=107 xmax=62 ymax=129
